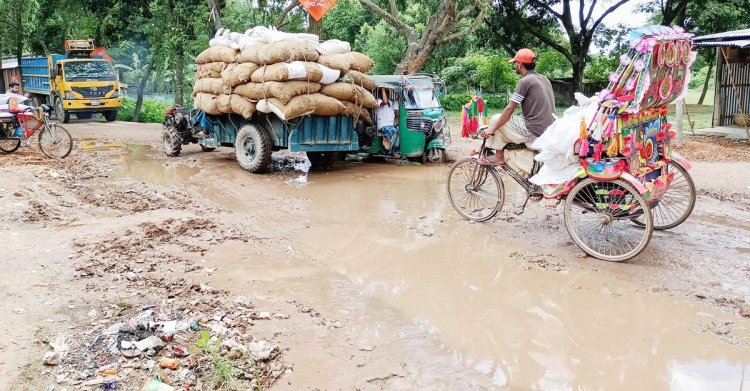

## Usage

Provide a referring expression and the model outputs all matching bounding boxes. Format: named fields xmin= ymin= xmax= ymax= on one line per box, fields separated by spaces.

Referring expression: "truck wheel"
xmin=103 ymin=110 xmax=117 ymax=122
xmin=235 ymin=124 xmax=272 ymax=173
xmin=55 ymin=99 xmax=70 ymax=123
xmin=306 ymin=152 xmax=333 ymax=167
xmin=162 ymin=126 xmax=182 ymax=157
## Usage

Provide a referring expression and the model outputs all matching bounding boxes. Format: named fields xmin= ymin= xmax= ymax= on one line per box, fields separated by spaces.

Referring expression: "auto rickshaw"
xmin=366 ymin=74 xmax=450 ymax=162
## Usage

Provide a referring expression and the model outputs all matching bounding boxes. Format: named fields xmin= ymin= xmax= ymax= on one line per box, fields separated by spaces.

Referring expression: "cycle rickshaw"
xmin=446 ymin=26 xmax=697 ymax=262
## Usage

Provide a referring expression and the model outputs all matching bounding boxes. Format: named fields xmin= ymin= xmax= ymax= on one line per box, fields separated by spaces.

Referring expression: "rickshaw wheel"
xmin=564 ymin=178 xmax=653 ymax=262
xmin=632 ymin=161 xmax=695 ymax=230
xmin=162 ymin=127 xmax=182 ymax=157
xmin=446 ymin=158 xmax=504 ymax=222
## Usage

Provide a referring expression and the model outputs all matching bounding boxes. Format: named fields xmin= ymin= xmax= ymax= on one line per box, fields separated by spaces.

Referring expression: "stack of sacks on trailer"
xmin=192 ymin=27 xmax=377 ymax=123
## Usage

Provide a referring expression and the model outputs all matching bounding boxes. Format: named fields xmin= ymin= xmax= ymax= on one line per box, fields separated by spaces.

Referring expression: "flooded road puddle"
xmin=112 ymin=152 xmax=750 ymax=389
xmin=79 ymin=138 xmax=127 ymax=152
xmin=110 ymin=145 xmax=201 ymax=186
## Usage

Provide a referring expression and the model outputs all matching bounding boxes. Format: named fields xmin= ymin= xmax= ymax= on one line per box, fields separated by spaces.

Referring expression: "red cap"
xmin=509 ymin=48 xmax=536 ymax=64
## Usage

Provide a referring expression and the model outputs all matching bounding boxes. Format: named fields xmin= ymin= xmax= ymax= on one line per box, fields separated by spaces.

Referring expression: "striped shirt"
xmin=511 ymin=70 xmax=556 ymax=137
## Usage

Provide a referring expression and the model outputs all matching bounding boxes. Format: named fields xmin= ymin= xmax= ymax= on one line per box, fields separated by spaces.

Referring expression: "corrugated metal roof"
xmin=694 ymin=39 xmax=750 ymax=48
xmin=694 ymin=28 xmax=750 ymax=42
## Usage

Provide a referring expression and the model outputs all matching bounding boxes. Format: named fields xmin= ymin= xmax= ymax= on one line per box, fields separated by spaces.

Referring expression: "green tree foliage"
xmin=536 ymin=51 xmax=572 ymax=79
xmin=440 ymin=53 xmax=517 ymax=93
xmin=355 ymin=22 xmax=407 ymax=75
xmin=323 ymin=0 xmax=376 ymax=43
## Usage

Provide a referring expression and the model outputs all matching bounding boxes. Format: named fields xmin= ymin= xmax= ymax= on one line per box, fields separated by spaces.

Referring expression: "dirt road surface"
xmin=1 ymin=119 xmax=749 ymax=390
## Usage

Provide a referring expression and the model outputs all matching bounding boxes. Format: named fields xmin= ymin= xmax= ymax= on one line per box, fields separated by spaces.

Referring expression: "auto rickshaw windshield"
xmin=403 ymin=86 xmax=440 ymax=109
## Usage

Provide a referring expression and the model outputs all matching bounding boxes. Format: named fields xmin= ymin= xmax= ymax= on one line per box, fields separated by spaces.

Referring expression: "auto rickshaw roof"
xmin=373 ymin=75 xmax=435 ymax=88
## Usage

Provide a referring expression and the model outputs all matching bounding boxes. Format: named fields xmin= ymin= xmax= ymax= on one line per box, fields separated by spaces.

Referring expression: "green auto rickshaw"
xmin=365 ymin=74 xmax=450 ymax=163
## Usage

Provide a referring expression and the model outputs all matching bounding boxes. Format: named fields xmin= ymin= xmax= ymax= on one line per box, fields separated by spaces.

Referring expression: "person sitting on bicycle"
xmin=479 ymin=49 xmax=555 ymax=166
xmin=4 ymin=81 xmax=30 ymax=98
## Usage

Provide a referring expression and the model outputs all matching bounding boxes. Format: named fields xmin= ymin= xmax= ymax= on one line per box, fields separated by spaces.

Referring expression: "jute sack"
xmin=345 ymin=70 xmax=376 ymax=90
xmin=217 ymin=94 xmax=233 ymax=114
xmin=264 ymin=95 xmax=316 ymax=121
xmin=250 ymin=62 xmax=323 ymax=83
xmin=194 ymin=93 xmax=221 ymax=115
xmin=320 ymin=83 xmax=377 ymax=108
xmin=222 ymin=63 xmax=261 ymax=87
xmin=237 ymin=44 xmax=263 ymax=64
xmin=308 ymin=93 xmax=346 ymax=116
xmin=317 ymin=54 xmax=351 ymax=73
xmin=343 ymin=101 xmax=372 ymax=124
xmin=265 ymin=81 xmax=321 ymax=104
xmin=233 ymin=83 xmax=265 ymax=101
xmin=347 ymin=52 xmax=374 ymax=73
xmin=198 ymin=62 xmax=225 ymax=79
xmin=192 ymin=78 xmax=224 ymax=96
xmin=262 ymin=41 xmax=319 ymax=64
xmin=196 ymin=46 xmax=238 ymax=64
xmin=230 ymin=94 xmax=256 ymax=119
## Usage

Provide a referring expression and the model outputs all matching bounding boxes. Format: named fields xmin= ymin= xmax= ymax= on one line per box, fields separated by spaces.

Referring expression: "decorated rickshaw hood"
xmin=598 ymin=25 xmax=696 ymax=114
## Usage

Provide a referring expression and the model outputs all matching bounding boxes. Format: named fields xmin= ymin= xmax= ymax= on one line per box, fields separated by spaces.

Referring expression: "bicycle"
xmin=0 ymin=104 xmax=73 ymax=158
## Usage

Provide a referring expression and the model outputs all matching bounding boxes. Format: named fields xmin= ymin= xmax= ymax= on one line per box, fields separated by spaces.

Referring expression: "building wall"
xmin=713 ymin=47 xmax=750 ymax=126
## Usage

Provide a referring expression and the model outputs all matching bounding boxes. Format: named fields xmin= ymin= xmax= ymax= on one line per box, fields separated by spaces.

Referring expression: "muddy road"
xmin=1 ymin=119 xmax=749 ymax=390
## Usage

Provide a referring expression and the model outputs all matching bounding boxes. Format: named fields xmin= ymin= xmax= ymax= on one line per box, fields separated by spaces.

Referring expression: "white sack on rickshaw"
xmin=528 ymin=93 xmax=600 ymax=186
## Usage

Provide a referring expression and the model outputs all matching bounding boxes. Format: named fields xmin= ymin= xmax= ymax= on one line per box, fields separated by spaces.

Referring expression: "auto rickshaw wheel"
xmin=162 ymin=126 xmax=182 ymax=157
xmin=422 ymin=148 xmax=446 ymax=164
xmin=235 ymin=124 xmax=272 ymax=173
xmin=564 ymin=178 xmax=653 ymax=262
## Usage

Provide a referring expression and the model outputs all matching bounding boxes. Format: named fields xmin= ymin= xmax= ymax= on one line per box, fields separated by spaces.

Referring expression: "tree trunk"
xmin=308 ymin=14 xmax=322 ymax=36
xmin=16 ymin=4 xmax=23 ymax=87
xmin=394 ymin=43 xmax=432 ymax=75
xmin=0 ymin=40 xmax=5 ymax=91
xmin=134 ymin=57 xmax=155 ymax=122
xmin=206 ymin=0 xmax=224 ymax=32
xmin=570 ymin=58 xmax=586 ymax=103
xmin=174 ymin=46 xmax=185 ymax=106
xmin=698 ymin=57 xmax=714 ymax=105
xmin=165 ymin=0 xmax=184 ymax=106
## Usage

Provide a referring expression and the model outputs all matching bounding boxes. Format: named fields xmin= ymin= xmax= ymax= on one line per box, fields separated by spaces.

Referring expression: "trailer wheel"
xmin=162 ymin=126 xmax=182 ymax=157
xmin=55 ymin=98 xmax=70 ymax=123
xmin=235 ymin=124 xmax=272 ymax=173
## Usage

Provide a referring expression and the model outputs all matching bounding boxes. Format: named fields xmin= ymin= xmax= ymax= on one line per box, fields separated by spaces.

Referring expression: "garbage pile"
xmin=43 ymin=293 xmax=290 ymax=390
xmin=193 ymin=27 xmax=377 ymax=123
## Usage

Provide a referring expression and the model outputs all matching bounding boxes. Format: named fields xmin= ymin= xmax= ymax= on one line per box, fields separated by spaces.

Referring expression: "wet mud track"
xmin=113 ymin=141 xmax=750 ymax=389
xmin=1 ymin=122 xmax=749 ymax=390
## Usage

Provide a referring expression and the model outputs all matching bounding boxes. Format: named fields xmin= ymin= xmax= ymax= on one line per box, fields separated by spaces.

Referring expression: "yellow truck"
xmin=21 ymin=39 xmax=122 ymax=123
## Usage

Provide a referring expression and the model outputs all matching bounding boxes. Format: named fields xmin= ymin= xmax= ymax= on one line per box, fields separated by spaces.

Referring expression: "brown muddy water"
xmin=111 ymin=145 xmax=750 ymax=390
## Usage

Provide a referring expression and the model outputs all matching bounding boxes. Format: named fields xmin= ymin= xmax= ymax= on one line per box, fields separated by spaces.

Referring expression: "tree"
xmin=497 ymin=0 xmax=630 ymax=98
xmin=358 ymin=0 xmax=489 ymax=74
xmin=640 ymin=0 xmax=690 ymax=26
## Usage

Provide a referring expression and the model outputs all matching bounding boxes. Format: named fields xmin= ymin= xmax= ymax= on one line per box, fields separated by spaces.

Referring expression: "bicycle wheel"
xmin=0 ymin=124 xmax=20 ymax=154
xmin=564 ymin=178 xmax=653 ymax=262
xmin=633 ymin=161 xmax=696 ymax=230
xmin=38 ymin=124 xmax=73 ymax=159
xmin=446 ymin=158 xmax=505 ymax=222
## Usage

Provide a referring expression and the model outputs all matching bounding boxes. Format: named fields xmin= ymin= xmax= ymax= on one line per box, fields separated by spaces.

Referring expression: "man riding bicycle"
xmin=478 ymin=48 xmax=556 ymax=175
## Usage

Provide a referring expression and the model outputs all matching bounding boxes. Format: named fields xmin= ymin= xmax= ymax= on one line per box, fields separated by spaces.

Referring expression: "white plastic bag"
xmin=318 ymin=39 xmax=351 ymax=55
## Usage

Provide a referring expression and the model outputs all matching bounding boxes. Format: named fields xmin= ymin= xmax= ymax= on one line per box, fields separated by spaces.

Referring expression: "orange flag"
xmin=298 ymin=0 xmax=338 ymax=21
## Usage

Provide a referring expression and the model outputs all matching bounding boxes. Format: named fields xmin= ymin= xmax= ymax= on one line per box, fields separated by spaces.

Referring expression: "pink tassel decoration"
xmin=579 ymin=139 xmax=589 ymax=157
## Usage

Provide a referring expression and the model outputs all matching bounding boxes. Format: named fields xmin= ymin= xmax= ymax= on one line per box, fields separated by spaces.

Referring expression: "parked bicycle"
xmin=0 ymin=104 xmax=73 ymax=158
